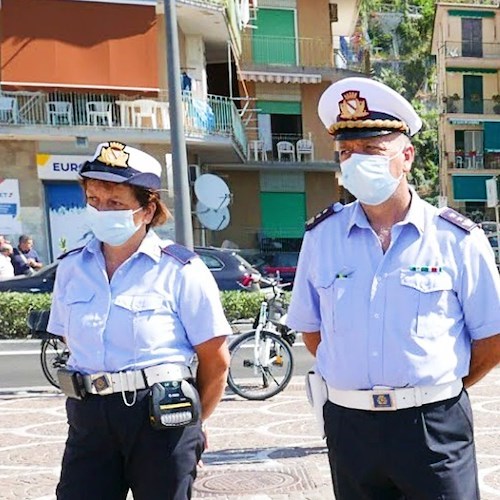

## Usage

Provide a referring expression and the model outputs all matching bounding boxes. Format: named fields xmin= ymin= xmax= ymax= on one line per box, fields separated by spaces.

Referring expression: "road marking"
xmin=0 ymin=351 xmax=40 ymax=356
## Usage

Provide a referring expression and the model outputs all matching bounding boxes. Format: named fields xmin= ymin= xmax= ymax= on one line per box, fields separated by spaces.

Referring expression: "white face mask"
xmin=85 ymin=204 xmax=143 ymax=246
xmin=340 ymin=149 xmax=404 ymax=206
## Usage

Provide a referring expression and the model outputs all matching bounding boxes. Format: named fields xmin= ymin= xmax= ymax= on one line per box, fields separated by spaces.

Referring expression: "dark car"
xmin=0 ymin=262 xmax=57 ymax=293
xmin=195 ymin=246 xmax=261 ymax=291
xmin=259 ymin=252 xmax=299 ymax=285
xmin=0 ymin=247 xmax=260 ymax=293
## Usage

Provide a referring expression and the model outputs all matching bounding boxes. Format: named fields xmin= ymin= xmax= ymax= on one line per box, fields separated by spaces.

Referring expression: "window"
xmin=461 ymin=18 xmax=483 ymax=57
xmin=198 ymin=254 xmax=224 ymax=271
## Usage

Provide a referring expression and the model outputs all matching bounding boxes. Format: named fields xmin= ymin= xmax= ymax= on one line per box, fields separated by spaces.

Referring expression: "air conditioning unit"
xmin=188 ymin=164 xmax=201 ymax=185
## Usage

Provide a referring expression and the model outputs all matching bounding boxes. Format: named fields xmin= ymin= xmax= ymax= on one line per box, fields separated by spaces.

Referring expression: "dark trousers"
xmin=57 ymin=389 xmax=205 ymax=500
xmin=324 ymin=389 xmax=479 ymax=500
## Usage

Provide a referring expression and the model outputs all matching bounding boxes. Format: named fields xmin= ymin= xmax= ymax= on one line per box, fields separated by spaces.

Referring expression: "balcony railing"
xmin=241 ymin=35 xmax=365 ymax=71
xmin=444 ymin=41 xmax=500 ymax=59
xmin=444 ymin=97 xmax=500 ymax=114
xmin=449 ymin=151 xmax=500 ymax=170
xmin=0 ymin=89 xmax=247 ymax=151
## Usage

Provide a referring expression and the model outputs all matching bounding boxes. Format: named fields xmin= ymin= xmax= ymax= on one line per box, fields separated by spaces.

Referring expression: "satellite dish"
xmin=196 ymin=201 xmax=230 ymax=231
xmin=194 ymin=174 xmax=231 ymax=210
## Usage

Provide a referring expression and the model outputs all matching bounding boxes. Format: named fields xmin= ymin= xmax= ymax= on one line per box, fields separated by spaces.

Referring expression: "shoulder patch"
xmin=161 ymin=243 xmax=197 ymax=265
xmin=305 ymin=203 xmax=344 ymax=231
xmin=439 ymin=208 xmax=478 ymax=232
xmin=57 ymin=246 xmax=84 ymax=260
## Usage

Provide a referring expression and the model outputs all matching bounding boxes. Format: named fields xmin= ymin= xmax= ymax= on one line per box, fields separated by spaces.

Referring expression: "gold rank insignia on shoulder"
xmin=305 ymin=203 xmax=343 ymax=231
xmin=439 ymin=207 xmax=478 ymax=232
xmin=97 ymin=141 xmax=130 ymax=168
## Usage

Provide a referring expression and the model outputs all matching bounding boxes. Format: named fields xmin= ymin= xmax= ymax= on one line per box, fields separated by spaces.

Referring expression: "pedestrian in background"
xmin=47 ymin=141 xmax=231 ymax=500
xmin=287 ymin=77 xmax=500 ymax=499
xmin=0 ymin=242 xmax=14 ymax=279
xmin=11 ymin=234 xmax=43 ymax=276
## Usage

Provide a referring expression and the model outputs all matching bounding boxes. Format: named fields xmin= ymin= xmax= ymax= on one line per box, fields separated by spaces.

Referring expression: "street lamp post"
xmin=164 ymin=0 xmax=194 ymax=249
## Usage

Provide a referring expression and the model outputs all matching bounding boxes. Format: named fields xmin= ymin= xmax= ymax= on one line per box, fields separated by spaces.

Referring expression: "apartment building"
xmin=0 ymin=0 xmax=246 ymax=260
xmin=202 ymin=0 xmax=365 ymax=251
xmin=431 ymin=1 xmax=500 ymax=220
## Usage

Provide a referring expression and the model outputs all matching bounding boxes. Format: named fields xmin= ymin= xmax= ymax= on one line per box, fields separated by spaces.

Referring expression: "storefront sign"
xmin=0 ymin=179 xmax=22 ymax=234
xmin=37 ymin=154 xmax=89 ymax=180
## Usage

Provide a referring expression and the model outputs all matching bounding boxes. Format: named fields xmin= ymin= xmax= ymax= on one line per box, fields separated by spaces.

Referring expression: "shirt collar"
xmin=84 ymin=230 xmax=163 ymax=263
xmin=346 ymin=189 xmax=425 ymax=236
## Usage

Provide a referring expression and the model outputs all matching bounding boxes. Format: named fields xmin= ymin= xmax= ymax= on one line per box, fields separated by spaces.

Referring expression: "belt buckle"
xmin=371 ymin=390 xmax=396 ymax=411
xmin=90 ymin=373 xmax=113 ymax=395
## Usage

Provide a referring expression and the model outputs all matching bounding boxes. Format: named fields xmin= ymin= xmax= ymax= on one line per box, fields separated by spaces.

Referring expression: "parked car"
xmin=195 ymin=246 xmax=261 ymax=291
xmin=0 ymin=247 xmax=260 ymax=293
xmin=258 ymin=251 xmax=299 ymax=285
xmin=481 ymin=221 xmax=500 ymax=236
xmin=488 ymin=234 xmax=499 ymax=260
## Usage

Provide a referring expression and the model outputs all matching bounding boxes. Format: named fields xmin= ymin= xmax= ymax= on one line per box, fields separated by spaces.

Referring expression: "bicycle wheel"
xmin=40 ymin=338 xmax=69 ymax=389
xmin=227 ymin=330 xmax=294 ymax=401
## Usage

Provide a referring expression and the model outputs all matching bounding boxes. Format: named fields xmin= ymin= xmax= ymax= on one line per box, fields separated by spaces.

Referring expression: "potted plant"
xmin=492 ymin=95 xmax=500 ymax=114
xmin=445 ymin=93 xmax=460 ymax=112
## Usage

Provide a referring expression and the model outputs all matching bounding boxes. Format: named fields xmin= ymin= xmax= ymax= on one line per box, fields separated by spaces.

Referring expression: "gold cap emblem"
xmin=339 ymin=91 xmax=370 ymax=120
xmin=97 ymin=142 xmax=130 ymax=168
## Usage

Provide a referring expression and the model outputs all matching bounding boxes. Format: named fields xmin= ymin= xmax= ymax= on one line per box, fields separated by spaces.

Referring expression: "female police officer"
xmin=47 ymin=141 xmax=231 ymax=500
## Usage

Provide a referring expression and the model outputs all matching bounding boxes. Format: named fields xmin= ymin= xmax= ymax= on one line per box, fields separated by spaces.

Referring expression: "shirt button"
xmin=374 ymin=313 xmax=380 ymax=319
xmin=372 ymin=351 xmax=379 ymax=357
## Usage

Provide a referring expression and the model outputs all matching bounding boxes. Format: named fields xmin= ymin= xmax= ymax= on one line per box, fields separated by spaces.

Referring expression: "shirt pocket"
xmin=400 ymin=270 xmax=456 ymax=338
xmin=316 ymin=273 xmax=357 ymax=337
xmin=64 ymin=286 xmax=96 ymax=339
xmin=114 ymin=294 xmax=168 ymax=343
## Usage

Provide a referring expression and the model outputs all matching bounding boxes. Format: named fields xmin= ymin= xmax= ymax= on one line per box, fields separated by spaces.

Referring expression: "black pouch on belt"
xmin=57 ymin=368 xmax=87 ymax=400
xmin=149 ymin=380 xmax=201 ymax=430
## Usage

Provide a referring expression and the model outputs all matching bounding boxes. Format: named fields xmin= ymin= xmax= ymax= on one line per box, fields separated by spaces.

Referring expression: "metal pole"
xmin=164 ymin=0 xmax=194 ymax=249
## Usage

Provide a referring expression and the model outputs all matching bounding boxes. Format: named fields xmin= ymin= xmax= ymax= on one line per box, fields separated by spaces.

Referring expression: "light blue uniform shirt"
xmin=48 ymin=230 xmax=232 ymax=374
xmin=287 ymin=192 xmax=500 ymax=390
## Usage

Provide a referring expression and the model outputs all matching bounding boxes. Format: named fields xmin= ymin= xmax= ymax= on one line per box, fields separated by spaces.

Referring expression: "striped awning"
xmin=240 ymin=70 xmax=322 ymax=84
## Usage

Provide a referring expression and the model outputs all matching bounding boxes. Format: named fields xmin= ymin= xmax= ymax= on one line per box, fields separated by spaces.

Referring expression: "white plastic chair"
xmin=0 ymin=97 xmax=18 ymax=124
xmin=46 ymin=101 xmax=73 ymax=125
xmin=296 ymin=139 xmax=314 ymax=161
xmin=277 ymin=141 xmax=295 ymax=161
xmin=131 ymin=99 xmax=158 ymax=129
xmin=455 ymin=155 xmax=464 ymax=168
xmin=86 ymin=101 xmax=113 ymax=126
xmin=247 ymin=140 xmax=268 ymax=161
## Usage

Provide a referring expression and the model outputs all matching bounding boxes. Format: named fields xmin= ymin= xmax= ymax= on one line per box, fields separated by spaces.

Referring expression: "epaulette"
xmin=439 ymin=207 xmax=478 ymax=232
xmin=161 ymin=243 xmax=197 ymax=265
xmin=57 ymin=246 xmax=84 ymax=260
xmin=305 ymin=203 xmax=344 ymax=231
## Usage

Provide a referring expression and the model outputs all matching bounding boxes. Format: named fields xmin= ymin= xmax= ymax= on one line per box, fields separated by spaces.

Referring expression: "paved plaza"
xmin=0 ymin=369 xmax=499 ymax=499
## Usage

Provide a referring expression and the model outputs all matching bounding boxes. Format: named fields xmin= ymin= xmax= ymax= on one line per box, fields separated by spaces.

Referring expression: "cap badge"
xmin=97 ymin=142 xmax=130 ymax=168
xmin=339 ymin=91 xmax=370 ymax=120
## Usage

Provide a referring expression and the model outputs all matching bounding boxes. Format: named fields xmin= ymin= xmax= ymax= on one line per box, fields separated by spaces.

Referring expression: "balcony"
xmin=443 ymin=97 xmax=500 ymax=115
xmin=448 ymin=151 xmax=500 ymax=170
xmin=0 ymin=89 xmax=247 ymax=153
xmin=444 ymin=41 xmax=500 ymax=62
xmin=240 ymin=35 xmax=365 ymax=79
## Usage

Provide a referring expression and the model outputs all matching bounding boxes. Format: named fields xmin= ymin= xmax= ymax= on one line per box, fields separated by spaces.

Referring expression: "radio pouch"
xmin=57 ymin=368 xmax=86 ymax=400
xmin=149 ymin=380 xmax=201 ymax=430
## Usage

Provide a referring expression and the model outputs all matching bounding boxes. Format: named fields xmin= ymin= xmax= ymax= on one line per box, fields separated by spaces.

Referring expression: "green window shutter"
xmin=452 ymin=175 xmax=494 ymax=201
xmin=260 ymin=192 xmax=305 ymax=238
xmin=257 ymin=100 xmax=301 ymax=115
xmin=446 ymin=67 xmax=497 ymax=74
xmin=484 ymin=122 xmax=500 ymax=152
xmin=253 ymin=8 xmax=296 ymax=65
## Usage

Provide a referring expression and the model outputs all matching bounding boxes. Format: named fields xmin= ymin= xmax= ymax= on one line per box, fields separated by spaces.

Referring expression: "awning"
xmin=240 ymin=71 xmax=321 ymax=84
xmin=1 ymin=0 xmax=158 ymax=90
xmin=484 ymin=122 xmax=500 ymax=152
xmin=452 ymin=175 xmax=494 ymax=201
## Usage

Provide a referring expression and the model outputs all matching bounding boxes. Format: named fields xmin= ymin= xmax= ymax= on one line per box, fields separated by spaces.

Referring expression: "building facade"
xmin=0 ymin=0 xmax=363 ymax=261
xmin=432 ymin=1 xmax=500 ymax=221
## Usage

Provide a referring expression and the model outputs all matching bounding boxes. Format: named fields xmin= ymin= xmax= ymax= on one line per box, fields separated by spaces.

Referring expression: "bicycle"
xmin=227 ymin=277 xmax=296 ymax=400
xmin=26 ymin=310 xmax=69 ymax=389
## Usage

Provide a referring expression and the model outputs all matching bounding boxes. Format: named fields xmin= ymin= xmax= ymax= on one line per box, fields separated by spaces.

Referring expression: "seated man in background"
xmin=11 ymin=235 xmax=43 ymax=276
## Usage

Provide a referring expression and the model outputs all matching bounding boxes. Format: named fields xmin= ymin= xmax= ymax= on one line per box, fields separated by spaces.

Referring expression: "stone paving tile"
xmin=0 ymin=369 xmax=499 ymax=500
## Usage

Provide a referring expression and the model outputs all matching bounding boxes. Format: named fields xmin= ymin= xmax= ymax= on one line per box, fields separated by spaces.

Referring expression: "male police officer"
xmin=287 ymin=77 xmax=500 ymax=499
